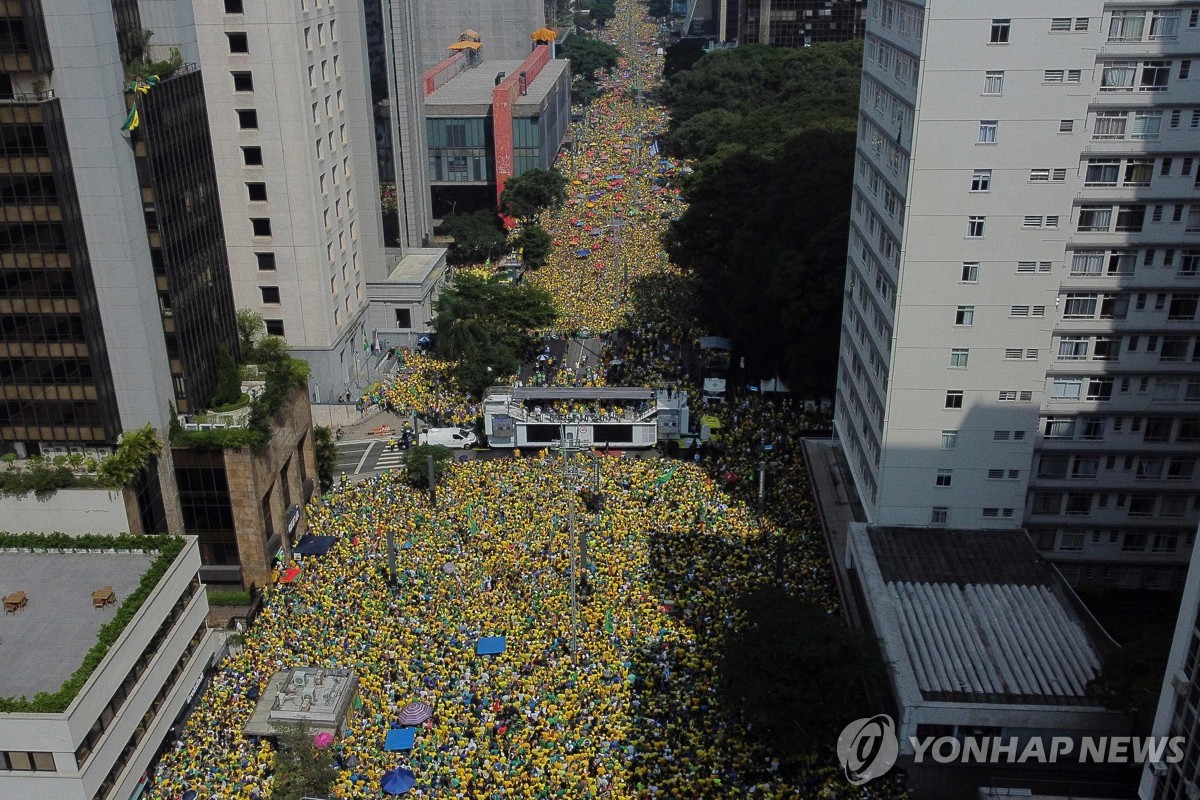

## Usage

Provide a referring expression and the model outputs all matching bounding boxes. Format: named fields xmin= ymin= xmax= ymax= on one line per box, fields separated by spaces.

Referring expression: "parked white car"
xmin=417 ymin=427 xmax=478 ymax=449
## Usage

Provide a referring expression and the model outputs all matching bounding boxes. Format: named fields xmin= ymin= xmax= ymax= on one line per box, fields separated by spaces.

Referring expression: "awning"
xmin=294 ymin=535 xmax=337 ymax=556
xmin=531 ymin=27 xmax=557 ymax=41
xmin=447 ymin=40 xmax=481 ymax=51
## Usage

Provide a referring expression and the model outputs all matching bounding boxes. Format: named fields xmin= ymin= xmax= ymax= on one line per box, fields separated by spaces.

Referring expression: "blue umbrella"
xmin=575 ymin=249 xmax=591 ymax=258
xmin=382 ymin=767 xmax=416 ymax=795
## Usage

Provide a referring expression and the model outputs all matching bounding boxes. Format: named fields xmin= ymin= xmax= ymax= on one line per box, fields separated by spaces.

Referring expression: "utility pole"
xmin=427 ymin=453 xmax=437 ymax=506
xmin=386 ymin=525 xmax=397 ymax=587
xmin=568 ymin=499 xmax=579 ymax=656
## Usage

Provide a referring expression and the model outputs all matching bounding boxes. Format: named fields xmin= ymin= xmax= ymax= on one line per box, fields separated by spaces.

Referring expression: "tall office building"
xmin=381 ymin=0 xmax=433 ymax=248
xmin=192 ymin=0 xmax=385 ymax=402
xmin=1 ymin=0 xmax=239 ymax=530
xmin=835 ymin=2 xmax=1200 ymax=589
xmin=738 ymin=0 xmax=864 ymax=45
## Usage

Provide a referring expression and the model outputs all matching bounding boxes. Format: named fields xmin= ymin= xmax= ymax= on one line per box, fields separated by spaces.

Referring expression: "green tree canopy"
xmin=270 ymin=721 xmax=337 ymax=800
xmin=236 ymin=309 xmax=264 ymax=355
xmin=561 ymin=33 xmax=622 ymax=79
xmin=645 ymin=0 xmax=673 ymax=18
xmin=667 ymin=128 xmax=853 ymax=397
xmin=433 ymin=273 xmax=556 ymax=394
xmin=663 ymin=41 xmax=862 ymax=164
xmin=211 ymin=344 xmax=242 ymax=408
xmin=314 ymin=425 xmax=336 ymax=494
xmin=580 ymin=0 xmax=616 ymax=26
xmin=513 ymin=223 xmax=553 ymax=268
xmin=663 ymin=38 xmax=705 ymax=80
xmin=499 ymin=168 xmax=568 ymax=221
xmin=721 ymin=586 xmax=884 ymax=759
xmin=402 ymin=443 xmax=454 ymax=487
xmin=442 ymin=211 xmax=508 ymax=265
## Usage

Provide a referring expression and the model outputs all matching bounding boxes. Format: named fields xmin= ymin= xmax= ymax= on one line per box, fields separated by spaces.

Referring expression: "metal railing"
xmin=0 ymin=89 xmax=54 ymax=102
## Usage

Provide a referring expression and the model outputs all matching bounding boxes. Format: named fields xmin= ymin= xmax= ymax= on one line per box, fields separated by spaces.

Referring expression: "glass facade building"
xmin=134 ymin=68 xmax=239 ymax=413
xmin=427 ymin=117 xmax=491 ymax=183
xmin=1 ymin=0 xmax=237 ymax=455
xmin=1 ymin=96 xmax=122 ymax=445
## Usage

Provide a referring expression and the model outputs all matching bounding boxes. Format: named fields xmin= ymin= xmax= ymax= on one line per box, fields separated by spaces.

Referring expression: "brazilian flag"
xmin=121 ymin=105 xmax=140 ymax=132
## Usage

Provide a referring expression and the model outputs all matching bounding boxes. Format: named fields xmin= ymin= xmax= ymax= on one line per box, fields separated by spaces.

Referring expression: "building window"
xmin=945 ymin=391 xmax=964 ymax=409
xmin=232 ymin=71 xmax=253 ymax=92
xmin=242 ymin=146 xmax=263 ymax=166
xmin=931 ymin=507 xmax=948 ymax=525
xmin=1150 ymin=9 xmax=1180 ymax=40
xmin=990 ymin=18 xmax=1010 ymax=43
xmin=260 ymin=286 xmax=281 ymax=304
xmin=395 ymin=308 xmax=411 ymax=328
xmin=0 ymin=751 xmax=57 ymax=771
xmin=224 ymin=0 xmax=243 ymax=12
xmin=1059 ymin=119 xmax=1074 ymax=133
xmin=236 ymin=109 xmax=258 ymax=130
xmin=1101 ymin=61 xmax=1136 ymax=91
xmin=265 ymin=319 xmax=285 ymax=336
xmin=950 ymin=348 xmax=969 ymax=368
xmin=941 ymin=430 xmax=958 ymax=448
xmin=970 ymin=170 xmax=991 ymax=191
xmin=255 ymin=252 xmax=276 ymax=271
xmin=246 ymin=182 xmax=267 ymax=202
xmin=227 ymin=32 xmax=249 ymax=53
xmin=250 ymin=217 xmax=271 ymax=237
xmin=936 ymin=469 xmax=953 ymax=487
xmin=983 ymin=71 xmax=1004 ymax=95
xmin=1092 ymin=111 xmax=1127 ymax=139
xmin=977 ymin=121 xmax=998 ymax=143
xmin=967 ymin=216 xmax=985 ymax=237
xmin=955 ymin=305 xmax=975 ymax=326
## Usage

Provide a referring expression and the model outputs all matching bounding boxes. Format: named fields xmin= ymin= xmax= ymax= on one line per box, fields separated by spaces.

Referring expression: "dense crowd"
xmin=362 ymin=352 xmax=479 ymax=429
xmin=146 ymin=443 xmax=903 ymax=800
xmin=527 ymin=5 xmax=686 ymax=333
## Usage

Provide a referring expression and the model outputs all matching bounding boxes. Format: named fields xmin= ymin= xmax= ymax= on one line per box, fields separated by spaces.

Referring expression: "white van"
xmin=418 ymin=427 xmax=478 ymax=449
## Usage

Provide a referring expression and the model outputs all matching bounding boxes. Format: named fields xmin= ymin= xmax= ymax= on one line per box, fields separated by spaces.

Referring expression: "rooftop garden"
xmin=170 ymin=320 xmax=310 ymax=450
xmin=0 ymin=424 xmax=161 ymax=499
xmin=0 ymin=533 xmax=185 ymax=713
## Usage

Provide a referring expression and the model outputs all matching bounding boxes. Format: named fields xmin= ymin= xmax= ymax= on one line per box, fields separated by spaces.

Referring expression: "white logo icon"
xmin=837 ymin=714 xmax=899 ymax=785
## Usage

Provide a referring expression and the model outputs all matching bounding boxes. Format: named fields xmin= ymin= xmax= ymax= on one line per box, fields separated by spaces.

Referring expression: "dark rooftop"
xmin=869 ymin=527 xmax=1059 ymax=587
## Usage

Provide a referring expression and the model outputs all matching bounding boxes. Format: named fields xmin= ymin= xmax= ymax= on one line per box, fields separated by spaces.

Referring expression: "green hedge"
xmin=0 ymin=533 xmax=185 ymax=713
xmin=173 ymin=427 xmax=270 ymax=449
xmin=207 ymin=589 xmax=251 ymax=606
xmin=0 ymin=467 xmax=113 ymax=498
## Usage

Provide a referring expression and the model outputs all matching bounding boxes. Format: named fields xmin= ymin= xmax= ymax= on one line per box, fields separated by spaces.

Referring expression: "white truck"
xmin=417 ymin=427 xmax=478 ymax=449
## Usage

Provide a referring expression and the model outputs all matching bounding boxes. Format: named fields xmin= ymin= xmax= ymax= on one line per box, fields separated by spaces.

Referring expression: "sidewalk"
xmin=801 ymin=437 xmax=868 ymax=631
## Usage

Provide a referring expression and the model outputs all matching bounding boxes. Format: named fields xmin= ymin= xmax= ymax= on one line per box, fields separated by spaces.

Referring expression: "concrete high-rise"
xmin=1 ymin=0 xmax=241 ymax=531
xmin=1140 ymin=522 xmax=1200 ymax=799
xmin=835 ymin=2 xmax=1200 ymax=589
xmin=192 ymin=0 xmax=384 ymax=402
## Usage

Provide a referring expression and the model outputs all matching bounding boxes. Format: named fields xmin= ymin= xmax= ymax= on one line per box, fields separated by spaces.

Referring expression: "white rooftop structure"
xmin=846 ymin=524 xmax=1127 ymax=758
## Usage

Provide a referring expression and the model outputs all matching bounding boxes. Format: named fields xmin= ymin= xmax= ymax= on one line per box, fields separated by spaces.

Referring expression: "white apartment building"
xmin=835 ymin=1 xmax=1200 ymax=589
xmin=193 ymin=0 xmax=386 ymax=400
xmin=1140 ymin=522 xmax=1200 ymax=800
xmin=0 ymin=538 xmax=215 ymax=800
